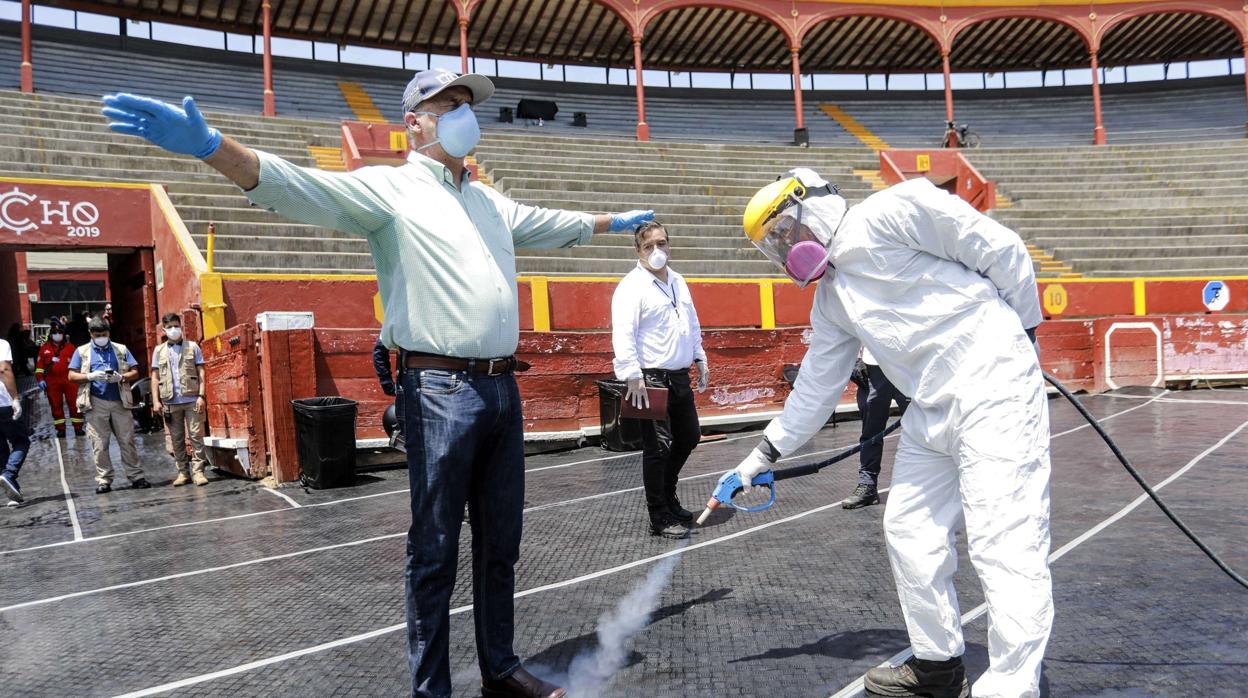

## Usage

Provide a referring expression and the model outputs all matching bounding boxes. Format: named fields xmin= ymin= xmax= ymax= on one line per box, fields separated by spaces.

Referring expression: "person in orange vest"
xmin=35 ymin=321 xmax=85 ymax=438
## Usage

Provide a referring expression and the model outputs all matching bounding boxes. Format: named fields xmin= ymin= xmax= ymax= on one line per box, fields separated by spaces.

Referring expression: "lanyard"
xmin=652 ymin=277 xmax=679 ymax=316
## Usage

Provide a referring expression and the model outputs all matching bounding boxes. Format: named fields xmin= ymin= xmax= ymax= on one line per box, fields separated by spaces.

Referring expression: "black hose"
xmin=1043 ymin=371 xmax=1247 ymax=590
xmin=772 ymin=418 xmax=902 ymax=482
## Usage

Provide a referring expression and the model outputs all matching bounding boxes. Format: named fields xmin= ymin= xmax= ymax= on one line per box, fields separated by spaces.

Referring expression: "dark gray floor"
xmin=1 ymin=387 xmax=1246 ymax=697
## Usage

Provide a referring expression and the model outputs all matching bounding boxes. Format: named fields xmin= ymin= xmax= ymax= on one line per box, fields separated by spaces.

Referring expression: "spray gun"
xmin=696 ymin=419 xmax=903 ymax=525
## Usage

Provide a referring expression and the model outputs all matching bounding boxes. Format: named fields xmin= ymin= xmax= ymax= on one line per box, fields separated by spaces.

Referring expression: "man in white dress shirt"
xmin=611 ymin=221 xmax=710 ymax=539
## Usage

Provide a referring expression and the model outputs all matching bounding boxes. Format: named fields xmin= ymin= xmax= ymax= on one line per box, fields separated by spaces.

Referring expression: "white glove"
xmin=10 ymin=400 xmax=21 ymax=421
xmin=696 ymin=361 xmax=710 ymax=393
xmin=734 ymin=448 xmax=773 ymax=495
xmin=106 ymin=371 xmax=125 ymax=384
xmin=87 ymin=370 xmax=108 ymax=382
xmin=625 ymin=377 xmax=649 ymax=409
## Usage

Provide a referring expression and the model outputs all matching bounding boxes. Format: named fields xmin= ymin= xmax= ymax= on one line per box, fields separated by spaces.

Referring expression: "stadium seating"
xmin=0 ymin=25 xmax=1244 ymax=147
xmin=0 ymin=20 xmax=1243 ymax=280
xmin=967 ymin=143 xmax=1248 ymax=276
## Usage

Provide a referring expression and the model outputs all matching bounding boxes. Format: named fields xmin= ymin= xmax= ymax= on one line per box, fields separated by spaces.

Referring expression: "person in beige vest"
xmin=68 ymin=317 xmax=147 ymax=494
xmin=151 ymin=313 xmax=208 ymax=486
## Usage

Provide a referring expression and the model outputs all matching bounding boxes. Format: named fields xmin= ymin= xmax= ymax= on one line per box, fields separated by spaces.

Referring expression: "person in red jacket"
xmin=35 ymin=322 xmax=85 ymax=438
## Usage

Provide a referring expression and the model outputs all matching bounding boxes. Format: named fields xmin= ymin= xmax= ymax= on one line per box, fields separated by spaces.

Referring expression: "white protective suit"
xmin=762 ymin=177 xmax=1053 ymax=698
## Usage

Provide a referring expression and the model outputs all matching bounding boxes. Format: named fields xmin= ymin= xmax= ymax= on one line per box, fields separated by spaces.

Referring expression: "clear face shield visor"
xmin=751 ymin=192 xmax=846 ymax=288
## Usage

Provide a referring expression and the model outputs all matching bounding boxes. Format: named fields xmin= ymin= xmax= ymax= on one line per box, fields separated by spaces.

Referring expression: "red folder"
xmin=620 ymin=387 xmax=669 ymax=420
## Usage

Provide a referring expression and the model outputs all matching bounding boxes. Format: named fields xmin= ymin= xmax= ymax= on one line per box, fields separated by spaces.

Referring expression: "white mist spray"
xmin=563 ymin=547 xmax=685 ymax=696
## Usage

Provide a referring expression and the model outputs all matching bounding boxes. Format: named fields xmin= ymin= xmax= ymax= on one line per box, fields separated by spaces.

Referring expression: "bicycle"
xmin=942 ymin=120 xmax=981 ymax=148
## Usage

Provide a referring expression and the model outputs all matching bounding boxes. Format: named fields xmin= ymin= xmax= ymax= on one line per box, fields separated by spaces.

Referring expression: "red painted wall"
xmin=0 ymin=251 xmax=21 ymax=331
xmin=221 ymin=277 xmax=382 ymax=330
xmin=151 ymin=199 xmax=203 ymax=331
xmin=0 ymin=179 xmax=153 ymax=250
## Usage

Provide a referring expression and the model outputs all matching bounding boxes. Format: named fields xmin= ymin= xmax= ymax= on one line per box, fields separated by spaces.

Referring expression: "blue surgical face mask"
xmin=413 ymin=103 xmax=480 ymax=158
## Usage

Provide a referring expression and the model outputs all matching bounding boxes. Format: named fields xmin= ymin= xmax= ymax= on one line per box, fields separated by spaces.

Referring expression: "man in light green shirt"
xmin=103 ymin=69 xmax=653 ymax=698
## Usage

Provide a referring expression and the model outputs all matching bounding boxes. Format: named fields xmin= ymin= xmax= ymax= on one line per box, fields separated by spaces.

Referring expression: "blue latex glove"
xmin=609 ymin=209 xmax=655 ymax=232
xmin=101 ymin=94 xmax=222 ymax=159
xmin=37 ymin=380 xmax=47 ymax=392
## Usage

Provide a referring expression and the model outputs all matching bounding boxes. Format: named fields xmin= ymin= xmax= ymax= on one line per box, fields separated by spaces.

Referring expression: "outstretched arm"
xmin=204 ymin=136 xmax=261 ymax=191
xmin=103 ymin=93 xmax=393 ymax=236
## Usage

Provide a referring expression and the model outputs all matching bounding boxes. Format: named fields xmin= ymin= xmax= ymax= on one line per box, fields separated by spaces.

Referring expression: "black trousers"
xmin=855 ymin=363 xmax=910 ymax=486
xmin=639 ymin=368 xmax=701 ymax=522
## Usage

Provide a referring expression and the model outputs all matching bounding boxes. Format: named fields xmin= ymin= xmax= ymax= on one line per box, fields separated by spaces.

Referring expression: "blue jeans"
xmin=401 ymin=368 xmax=525 ymax=698
xmin=0 ymin=406 xmax=29 ymax=481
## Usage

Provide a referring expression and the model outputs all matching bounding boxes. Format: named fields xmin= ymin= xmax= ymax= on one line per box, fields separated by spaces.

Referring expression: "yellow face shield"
xmin=743 ymin=176 xmax=846 ymax=288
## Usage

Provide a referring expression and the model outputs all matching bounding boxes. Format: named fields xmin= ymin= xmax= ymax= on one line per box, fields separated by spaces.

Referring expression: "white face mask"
xmin=50 ymin=333 xmax=63 ymax=343
xmin=165 ymin=327 xmax=183 ymax=342
xmin=647 ymin=248 xmax=668 ymax=269
xmin=92 ymin=336 xmax=110 ymax=348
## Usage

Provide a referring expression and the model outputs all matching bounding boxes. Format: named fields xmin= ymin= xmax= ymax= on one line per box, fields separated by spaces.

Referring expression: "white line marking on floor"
xmin=260 ymin=487 xmax=302 ymax=508
xmin=828 ymin=409 xmax=1244 ymax=698
xmin=108 ymin=494 xmax=867 ymax=698
xmin=0 ymin=487 xmax=410 ymax=557
xmin=0 ymin=393 xmax=1148 ymax=603
xmin=523 ymin=432 xmax=755 ymax=473
xmin=0 ymin=389 xmax=1158 ymax=558
xmin=102 ymin=392 xmax=1183 ymax=696
xmin=0 ymin=428 xmax=779 ymax=556
xmin=1 ymin=425 xmax=898 ymax=612
xmin=52 ymin=425 xmax=83 ymax=542
xmin=1100 ymin=393 xmax=1248 ymax=407
xmin=0 ymin=533 xmax=404 ymax=614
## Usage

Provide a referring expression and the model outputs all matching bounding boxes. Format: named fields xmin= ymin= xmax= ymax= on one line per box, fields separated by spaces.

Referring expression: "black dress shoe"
xmin=96 ymin=483 xmax=111 ymax=494
xmin=481 ymin=665 xmax=566 ymax=698
xmin=55 ymin=432 xmax=66 ymax=439
xmin=131 ymin=478 xmax=151 ymax=489
xmin=668 ymin=502 xmax=694 ymax=522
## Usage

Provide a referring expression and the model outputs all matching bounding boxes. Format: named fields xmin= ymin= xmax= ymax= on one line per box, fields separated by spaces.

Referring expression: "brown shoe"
xmin=192 ymin=472 xmax=209 ymax=486
xmin=172 ymin=472 xmax=191 ymax=487
xmin=481 ymin=666 xmax=566 ymax=698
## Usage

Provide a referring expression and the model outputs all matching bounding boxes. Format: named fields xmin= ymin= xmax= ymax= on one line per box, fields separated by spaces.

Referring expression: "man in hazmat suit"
xmin=734 ymin=169 xmax=1051 ymax=698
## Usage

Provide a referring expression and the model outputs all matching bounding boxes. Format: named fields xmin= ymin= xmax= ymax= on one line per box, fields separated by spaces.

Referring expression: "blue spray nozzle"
xmin=709 ymin=469 xmax=776 ymax=513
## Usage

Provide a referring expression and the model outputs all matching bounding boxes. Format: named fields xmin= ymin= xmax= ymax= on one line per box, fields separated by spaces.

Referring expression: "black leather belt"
xmin=404 ymin=353 xmax=530 ymax=376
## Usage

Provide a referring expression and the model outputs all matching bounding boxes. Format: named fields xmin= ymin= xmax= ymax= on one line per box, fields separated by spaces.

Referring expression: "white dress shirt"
xmin=611 ymin=263 xmax=707 ymax=381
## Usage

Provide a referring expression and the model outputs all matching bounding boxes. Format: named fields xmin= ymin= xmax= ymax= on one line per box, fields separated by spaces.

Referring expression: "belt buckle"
xmin=487 ymin=358 xmax=503 ymax=376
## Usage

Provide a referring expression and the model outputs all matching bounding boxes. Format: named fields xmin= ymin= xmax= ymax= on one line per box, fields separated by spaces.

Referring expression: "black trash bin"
xmin=595 ymin=380 xmax=643 ymax=452
xmin=292 ymin=397 xmax=358 ymax=488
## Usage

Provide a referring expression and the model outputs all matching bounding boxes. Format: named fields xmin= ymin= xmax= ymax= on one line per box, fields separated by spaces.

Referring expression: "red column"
xmin=1242 ymin=42 xmax=1248 ymax=136
xmin=459 ymin=19 xmax=470 ymax=74
xmin=1090 ymin=50 xmax=1106 ymax=145
xmin=941 ymin=50 xmax=954 ymax=122
xmin=261 ymin=0 xmax=275 ymax=117
xmin=632 ymin=37 xmax=649 ymax=141
xmin=790 ymin=46 xmax=805 ymax=130
xmin=19 ymin=0 xmax=32 ymax=93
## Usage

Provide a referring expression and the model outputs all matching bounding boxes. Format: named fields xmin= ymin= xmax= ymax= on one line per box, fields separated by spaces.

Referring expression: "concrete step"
xmin=1025 ymin=226 xmax=1248 ymax=240
xmin=0 ymin=90 xmax=342 ymax=137
xmin=0 ymin=131 xmax=314 ymax=164
xmin=520 ymin=244 xmax=758 ymax=261
xmin=192 ymin=233 xmax=369 ymax=255
xmin=1052 ymin=243 xmax=1248 ymax=259
xmin=996 ymin=210 xmax=1248 ymax=223
xmin=1063 ymin=254 xmax=1248 ymax=272
xmin=183 ymin=216 xmax=359 ymax=235
xmin=485 ymin=167 xmax=875 ymax=191
xmin=0 ymin=147 xmax=315 ymax=175
xmin=0 ymin=162 xmax=260 ymax=193
xmin=0 ymin=128 xmax=323 ymax=161
xmin=210 ymin=249 xmax=376 ymax=271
